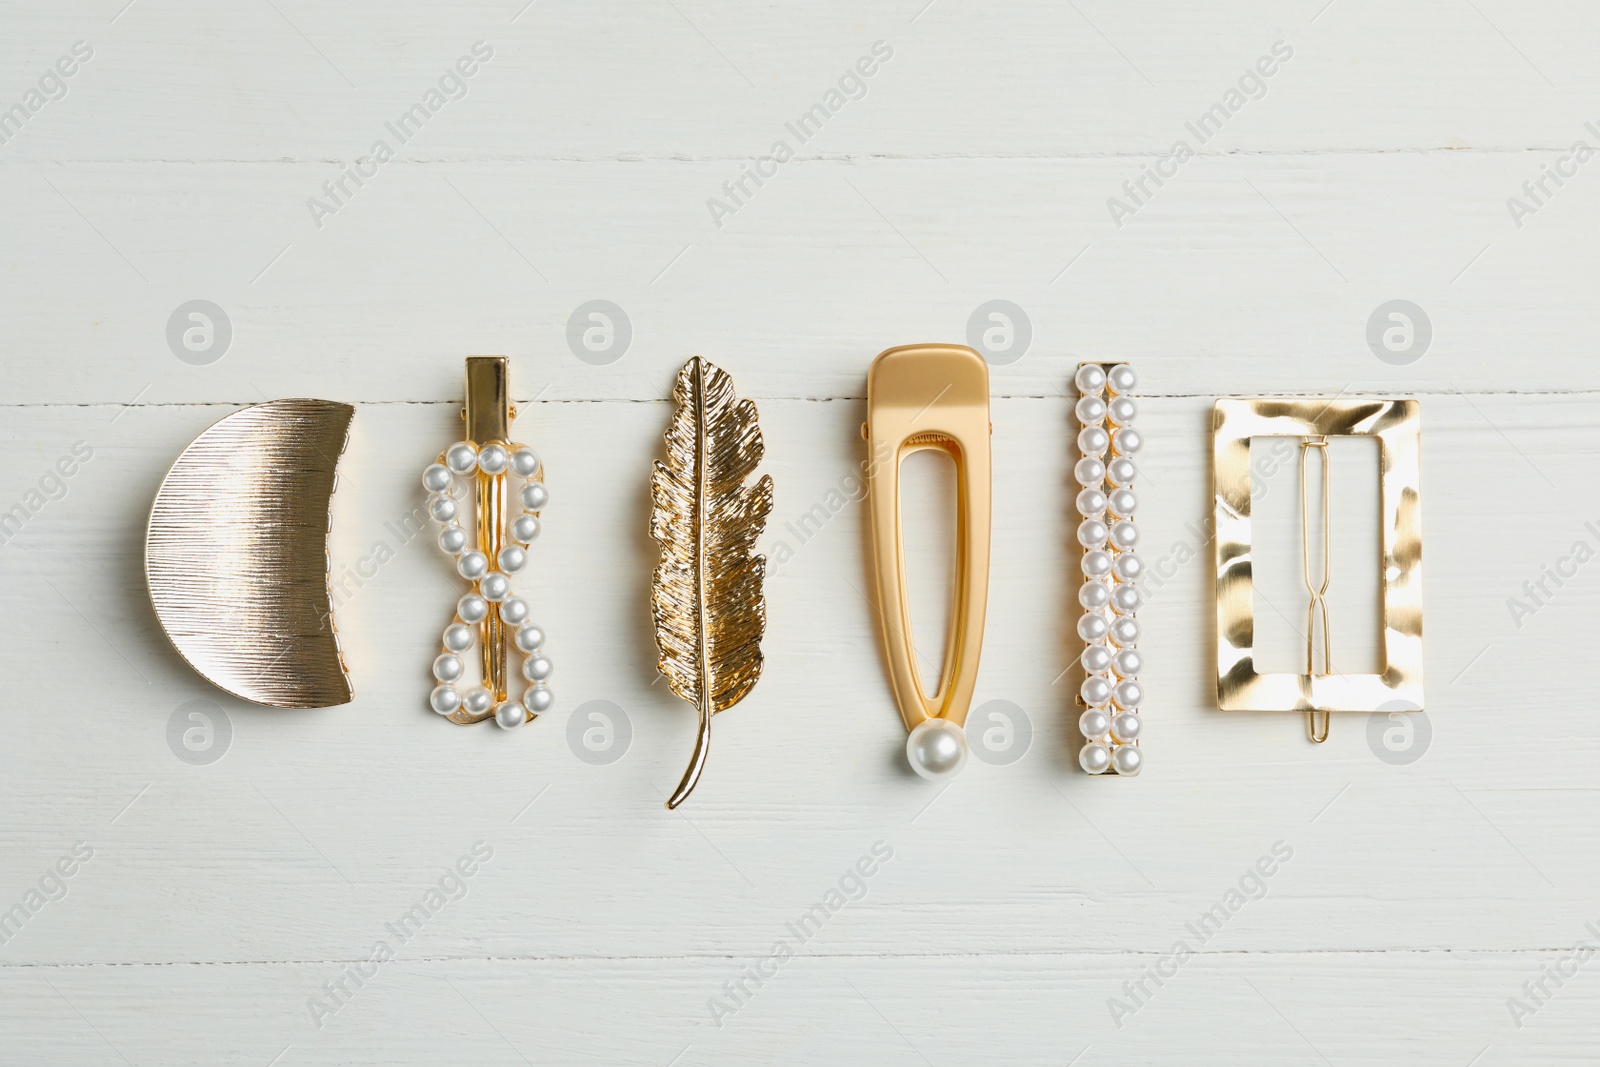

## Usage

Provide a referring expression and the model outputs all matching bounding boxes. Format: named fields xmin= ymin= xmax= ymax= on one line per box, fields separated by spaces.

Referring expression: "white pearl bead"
xmin=520 ymin=483 xmax=548 ymax=510
xmin=437 ymin=525 xmax=468 ymax=555
xmin=1109 ymin=521 xmax=1139 ymax=551
xmin=525 ymin=684 xmax=554 ymax=713
xmin=523 ymin=654 xmax=553 ymax=682
xmin=494 ymin=701 xmax=527 ymax=729
xmin=514 ymin=625 xmax=545 ymax=653
xmin=1111 ymin=744 xmax=1142 ymax=775
xmin=1077 ymin=426 xmax=1109 ymax=457
xmin=1082 ymin=550 xmax=1113 ymax=579
xmin=429 ymin=685 xmax=460 ymax=715
xmin=477 ymin=444 xmax=509 ymax=475
xmin=432 ymin=653 xmax=464 ymax=683
xmin=1080 ymin=675 xmax=1113 ymax=706
xmin=457 ymin=551 xmax=489 ymax=581
xmin=423 ymin=464 xmax=453 ymax=493
xmin=1106 ymin=457 xmax=1137 ymax=487
xmin=1076 ymin=489 xmax=1107 ymax=516
xmin=1113 ymin=648 xmax=1143 ymax=678
xmin=1114 ymin=428 xmax=1143 ymax=455
xmin=1074 ymin=364 xmax=1107 ymax=394
xmin=429 ymin=494 xmax=459 ymax=523
xmin=1111 ymin=712 xmax=1141 ymax=743
xmin=1110 ymin=616 xmax=1140 ymax=647
xmin=1112 ymin=553 xmax=1144 ymax=583
xmin=510 ymin=448 xmax=541 ymax=478
xmin=497 ymin=545 xmax=526 ymax=573
xmin=1107 ymin=488 xmax=1137 ymax=518
xmin=1107 ymin=364 xmax=1137 ymax=394
xmin=1113 ymin=680 xmax=1143 ymax=709
xmin=512 ymin=515 xmax=541 ymax=544
xmin=1079 ymin=708 xmax=1110 ymax=741
xmin=457 ymin=593 xmax=489 ymax=624
xmin=1077 ymin=613 xmax=1109 ymax=642
xmin=461 ymin=685 xmax=493 ymax=716
xmin=480 ymin=571 xmax=510 ymax=602
xmin=1111 ymin=584 xmax=1142 ymax=614
xmin=445 ymin=442 xmax=478 ymax=474
xmin=443 ymin=623 xmax=474 ymax=653
xmin=1081 ymin=644 xmax=1113 ymax=674
xmin=499 ymin=597 xmax=529 ymax=626
xmin=1074 ymin=457 xmax=1106 ymax=487
xmin=905 ymin=718 xmax=968 ymax=780
xmin=1077 ymin=519 xmax=1109 ymax=549
xmin=1079 ymin=742 xmax=1111 ymax=774
xmin=1079 ymin=580 xmax=1112 ymax=610
xmin=1075 ymin=395 xmax=1107 ymax=424
xmin=1107 ymin=396 xmax=1137 ymax=425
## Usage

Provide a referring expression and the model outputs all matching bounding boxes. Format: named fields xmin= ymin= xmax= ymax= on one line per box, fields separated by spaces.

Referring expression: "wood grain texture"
xmin=4 ymin=1 xmax=1600 ymax=1063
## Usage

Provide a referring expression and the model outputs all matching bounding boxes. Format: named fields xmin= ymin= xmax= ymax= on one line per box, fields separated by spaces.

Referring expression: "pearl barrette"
xmin=1074 ymin=362 xmax=1143 ymax=775
xmin=426 ymin=357 xmax=552 ymax=729
xmin=865 ymin=344 xmax=993 ymax=781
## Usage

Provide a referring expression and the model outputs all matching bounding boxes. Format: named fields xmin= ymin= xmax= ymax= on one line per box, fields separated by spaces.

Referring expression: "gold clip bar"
xmin=1300 ymin=436 xmax=1331 ymax=742
xmin=465 ymin=356 xmax=511 ymax=702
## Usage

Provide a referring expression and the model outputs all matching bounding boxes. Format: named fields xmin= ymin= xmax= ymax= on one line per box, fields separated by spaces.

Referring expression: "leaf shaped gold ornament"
xmin=650 ymin=357 xmax=773 ymax=809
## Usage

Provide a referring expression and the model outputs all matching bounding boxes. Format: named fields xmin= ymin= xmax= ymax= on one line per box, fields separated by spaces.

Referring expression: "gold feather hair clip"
xmin=649 ymin=357 xmax=773 ymax=809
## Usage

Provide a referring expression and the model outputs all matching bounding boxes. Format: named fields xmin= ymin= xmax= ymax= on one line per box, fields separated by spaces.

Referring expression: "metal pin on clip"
xmin=864 ymin=344 xmax=993 ymax=780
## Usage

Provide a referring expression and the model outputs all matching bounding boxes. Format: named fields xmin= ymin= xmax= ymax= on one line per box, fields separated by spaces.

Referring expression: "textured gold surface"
xmin=1213 ymin=397 xmax=1423 ymax=717
xmin=650 ymin=357 xmax=772 ymax=809
xmin=146 ymin=399 xmax=355 ymax=709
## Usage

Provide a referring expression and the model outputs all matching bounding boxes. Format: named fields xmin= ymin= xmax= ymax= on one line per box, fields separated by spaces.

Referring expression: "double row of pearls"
xmin=424 ymin=440 xmax=553 ymax=729
xmin=1073 ymin=363 xmax=1144 ymax=775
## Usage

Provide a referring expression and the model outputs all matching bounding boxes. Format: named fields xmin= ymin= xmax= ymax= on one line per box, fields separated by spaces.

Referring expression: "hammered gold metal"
xmin=649 ymin=357 xmax=773 ymax=809
xmin=1213 ymin=397 xmax=1423 ymax=722
xmin=146 ymin=399 xmax=355 ymax=709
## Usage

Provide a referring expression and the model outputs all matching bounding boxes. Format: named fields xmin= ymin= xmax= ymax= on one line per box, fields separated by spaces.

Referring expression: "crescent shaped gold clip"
xmin=145 ymin=398 xmax=355 ymax=709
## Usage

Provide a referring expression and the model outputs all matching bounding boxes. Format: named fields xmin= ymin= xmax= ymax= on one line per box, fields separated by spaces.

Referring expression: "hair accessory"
xmin=650 ymin=357 xmax=773 ymax=809
xmin=864 ymin=344 xmax=992 ymax=780
xmin=1212 ymin=397 xmax=1423 ymax=741
xmin=1073 ymin=362 xmax=1144 ymax=775
xmin=146 ymin=399 xmax=355 ymax=708
xmin=424 ymin=356 xmax=552 ymax=729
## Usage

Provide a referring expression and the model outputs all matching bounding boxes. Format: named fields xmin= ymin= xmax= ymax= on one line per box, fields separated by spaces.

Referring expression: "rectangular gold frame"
xmin=1213 ymin=398 xmax=1423 ymax=715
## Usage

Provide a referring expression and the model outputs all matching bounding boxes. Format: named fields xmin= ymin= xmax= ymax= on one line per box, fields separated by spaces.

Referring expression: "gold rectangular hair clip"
xmin=1212 ymin=397 xmax=1424 ymax=742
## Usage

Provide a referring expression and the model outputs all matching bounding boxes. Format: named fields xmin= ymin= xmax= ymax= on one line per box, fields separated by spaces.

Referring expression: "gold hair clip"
xmin=1072 ymin=362 xmax=1145 ymax=775
xmin=1212 ymin=397 xmax=1424 ymax=741
xmin=864 ymin=344 xmax=992 ymax=780
xmin=146 ymin=399 xmax=355 ymax=708
xmin=423 ymin=357 xmax=552 ymax=729
xmin=650 ymin=357 xmax=773 ymax=809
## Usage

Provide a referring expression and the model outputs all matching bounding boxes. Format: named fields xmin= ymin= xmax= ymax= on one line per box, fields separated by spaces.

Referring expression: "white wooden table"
xmin=4 ymin=2 xmax=1598 ymax=1063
